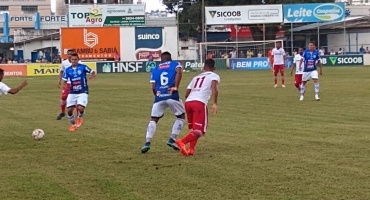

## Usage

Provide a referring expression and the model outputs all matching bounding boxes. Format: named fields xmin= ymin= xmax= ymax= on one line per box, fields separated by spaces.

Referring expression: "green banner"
xmin=180 ymin=59 xmax=228 ymax=71
xmin=320 ymin=55 xmax=363 ymax=66
xmin=103 ymin=16 xmax=145 ymax=26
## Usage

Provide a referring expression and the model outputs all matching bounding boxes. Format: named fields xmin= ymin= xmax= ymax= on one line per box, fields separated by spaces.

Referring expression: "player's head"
xmin=0 ymin=68 xmax=4 ymax=81
xmin=67 ymin=49 xmax=75 ymax=59
xmin=161 ymin=51 xmax=172 ymax=62
xmin=70 ymin=53 xmax=79 ymax=66
xmin=298 ymin=47 xmax=303 ymax=55
xmin=309 ymin=41 xmax=315 ymax=51
xmin=203 ymin=59 xmax=215 ymax=72
xmin=276 ymin=42 xmax=281 ymax=48
xmin=148 ymin=54 xmax=153 ymax=61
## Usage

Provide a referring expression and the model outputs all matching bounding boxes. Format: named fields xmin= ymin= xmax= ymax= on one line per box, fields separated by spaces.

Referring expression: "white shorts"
xmin=66 ymin=93 xmax=88 ymax=108
xmin=151 ymin=99 xmax=185 ymax=118
xmin=302 ymin=70 xmax=318 ymax=82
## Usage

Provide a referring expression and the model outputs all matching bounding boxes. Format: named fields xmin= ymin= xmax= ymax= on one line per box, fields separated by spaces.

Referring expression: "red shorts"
xmin=185 ymin=100 xmax=208 ymax=134
xmin=273 ymin=64 xmax=284 ymax=73
xmin=61 ymin=83 xmax=70 ymax=98
xmin=294 ymin=74 xmax=303 ymax=85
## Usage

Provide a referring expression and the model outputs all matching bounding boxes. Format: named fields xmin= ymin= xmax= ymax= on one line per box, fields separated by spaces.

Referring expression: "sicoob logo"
xmin=209 ymin=10 xmax=241 ymax=18
xmin=135 ymin=27 xmax=163 ymax=60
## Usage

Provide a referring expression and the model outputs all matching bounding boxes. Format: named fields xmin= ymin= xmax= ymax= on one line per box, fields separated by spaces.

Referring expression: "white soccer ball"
xmin=32 ymin=129 xmax=45 ymax=140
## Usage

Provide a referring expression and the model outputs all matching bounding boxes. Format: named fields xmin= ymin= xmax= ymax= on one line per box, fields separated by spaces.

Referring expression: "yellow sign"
xmin=26 ymin=62 xmax=97 ymax=76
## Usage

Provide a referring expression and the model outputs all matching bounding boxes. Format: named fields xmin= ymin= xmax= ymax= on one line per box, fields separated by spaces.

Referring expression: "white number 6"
xmin=160 ymin=72 xmax=168 ymax=86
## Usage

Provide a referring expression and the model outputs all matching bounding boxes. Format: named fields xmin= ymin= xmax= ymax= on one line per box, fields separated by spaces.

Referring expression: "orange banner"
xmin=61 ymin=27 xmax=120 ymax=61
xmin=0 ymin=64 xmax=27 ymax=77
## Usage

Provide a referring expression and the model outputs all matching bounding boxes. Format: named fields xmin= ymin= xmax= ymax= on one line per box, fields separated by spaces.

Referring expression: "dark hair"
xmin=70 ymin=53 xmax=79 ymax=57
xmin=309 ymin=41 xmax=316 ymax=46
xmin=204 ymin=59 xmax=215 ymax=69
xmin=0 ymin=68 xmax=3 ymax=75
xmin=161 ymin=51 xmax=172 ymax=61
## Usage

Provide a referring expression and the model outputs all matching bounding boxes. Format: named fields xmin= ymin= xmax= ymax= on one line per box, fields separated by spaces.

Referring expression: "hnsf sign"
xmin=283 ymin=3 xmax=345 ymax=23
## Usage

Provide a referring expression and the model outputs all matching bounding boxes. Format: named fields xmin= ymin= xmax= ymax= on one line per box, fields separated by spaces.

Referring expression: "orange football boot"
xmin=76 ymin=118 xmax=83 ymax=128
xmin=175 ymin=140 xmax=188 ymax=156
xmin=69 ymin=125 xmax=76 ymax=132
xmin=188 ymin=149 xmax=195 ymax=156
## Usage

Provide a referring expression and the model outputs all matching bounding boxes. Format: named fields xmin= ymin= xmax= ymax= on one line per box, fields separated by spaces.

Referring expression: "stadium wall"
xmin=327 ymin=32 xmax=370 ymax=53
xmin=1 ymin=54 xmax=369 ymax=77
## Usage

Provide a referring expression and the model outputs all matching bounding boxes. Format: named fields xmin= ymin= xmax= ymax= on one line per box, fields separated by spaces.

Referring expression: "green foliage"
xmin=167 ymin=0 xmax=335 ymax=40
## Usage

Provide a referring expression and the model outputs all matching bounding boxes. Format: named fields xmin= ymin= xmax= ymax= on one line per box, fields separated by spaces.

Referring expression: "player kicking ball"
xmin=141 ymin=52 xmax=186 ymax=154
xmin=271 ymin=42 xmax=286 ymax=88
xmin=298 ymin=41 xmax=323 ymax=101
xmin=176 ymin=59 xmax=220 ymax=156
xmin=290 ymin=47 xmax=304 ymax=91
xmin=57 ymin=49 xmax=83 ymax=120
xmin=62 ymin=53 xmax=96 ymax=131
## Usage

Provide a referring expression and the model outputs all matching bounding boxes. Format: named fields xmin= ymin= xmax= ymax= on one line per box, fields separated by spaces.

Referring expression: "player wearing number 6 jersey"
xmin=176 ymin=59 xmax=220 ymax=156
xmin=62 ymin=54 xmax=96 ymax=132
xmin=140 ymin=52 xmax=186 ymax=154
xmin=298 ymin=41 xmax=322 ymax=101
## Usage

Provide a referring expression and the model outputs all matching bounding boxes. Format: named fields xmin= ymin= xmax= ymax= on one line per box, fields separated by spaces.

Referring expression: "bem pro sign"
xmin=205 ymin=5 xmax=283 ymax=25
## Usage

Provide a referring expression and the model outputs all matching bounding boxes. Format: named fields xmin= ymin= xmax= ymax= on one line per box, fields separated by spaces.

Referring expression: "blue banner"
xmin=3 ymin=13 xmax=9 ymax=37
xmin=230 ymin=58 xmax=271 ymax=70
xmin=283 ymin=3 xmax=345 ymax=23
xmin=34 ymin=12 xmax=40 ymax=30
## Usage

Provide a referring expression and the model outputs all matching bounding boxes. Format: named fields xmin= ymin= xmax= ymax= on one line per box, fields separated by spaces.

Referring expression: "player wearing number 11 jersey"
xmin=176 ymin=59 xmax=220 ymax=156
xmin=140 ymin=52 xmax=186 ymax=154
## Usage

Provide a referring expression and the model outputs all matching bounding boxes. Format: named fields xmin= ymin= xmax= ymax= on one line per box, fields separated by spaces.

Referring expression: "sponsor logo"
xmin=329 ymin=56 xmax=337 ymax=65
xmin=98 ymin=62 xmax=144 ymax=73
xmin=135 ymin=27 xmax=163 ymax=51
xmin=145 ymin=61 xmax=157 ymax=72
xmin=84 ymin=29 xmax=98 ymax=48
xmin=70 ymin=5 xmax=103 ymax=24
xmin=230 ymin=58 xmax=271 ymax=70
xmin=135 ymin=50 xmax=161 ymax=60
xmin=0 ymin=65 xmax=27 ymax=77
xmin=313 ymin=4 xmax=344 ymax=21
xmin=320 ymin=55 xmax=363 ymax=66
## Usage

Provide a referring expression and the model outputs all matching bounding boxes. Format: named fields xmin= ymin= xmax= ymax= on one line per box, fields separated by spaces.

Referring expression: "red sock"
xmin=274 ymin=76 xmax=277 ymax=84
xmin=181 ymin=132 xmax=198 ymax=144
xmin=61 ymin=100 xmax=66 ymax=113
xmin=189 ymin=140 xmax=198 ymax=150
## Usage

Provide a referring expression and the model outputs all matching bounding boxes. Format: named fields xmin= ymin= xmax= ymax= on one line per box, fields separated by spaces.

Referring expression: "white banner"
xmin=68 ymin=4 xmax=146 ymax=27
xmin=205 ymin=5 xmax=283 ymax=25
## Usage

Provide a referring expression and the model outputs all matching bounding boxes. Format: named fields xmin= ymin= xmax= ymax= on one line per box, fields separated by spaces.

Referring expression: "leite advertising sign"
xmin=205 ymin=5 xmax=283 ymax=25
xmin=283 ymin=3 xmax=345 ymax=23
xmin=61 ymin=27 xmax=120 ymax=61
xmin=68 ymin=4 xmax=146 ymax=27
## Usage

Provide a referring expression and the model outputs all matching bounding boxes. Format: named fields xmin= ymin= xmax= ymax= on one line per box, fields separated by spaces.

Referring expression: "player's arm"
xmin=291 ymin=59 xmax=296 ymax=76
xmin=2 ymin=81 xmax=27 ymax=95
xmin=61 ymin=70 xmax=69 ymax=88
xmin=184 ymin=79 xmax=194 ymax=99
xmin=58 ymin=64 xmax=64 ymax=88
xmin=150 ymin=72 xmax=156 ymax=96
xmin=317 ymin=55 xmax=323 ymax=75
xmin=211 ymin=78 xmax=220 ymax=115
xmin=174 ymin=64 xmax=183 ymax=90
xmin=299 ymin=53 xmax=304 ymax=70
xmin=84 ymin=65 xmax=96 ymax=79
xmin=283 ymin=51 xmax=286 ymax=66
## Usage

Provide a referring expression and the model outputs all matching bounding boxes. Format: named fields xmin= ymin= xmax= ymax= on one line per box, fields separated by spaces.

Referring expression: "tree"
xmin=164 ymin=0 xmax=335 ymax=40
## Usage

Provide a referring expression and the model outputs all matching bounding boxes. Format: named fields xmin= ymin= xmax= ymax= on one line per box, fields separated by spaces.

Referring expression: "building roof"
xmin=289 ymin=16 xmax=370 ymax=32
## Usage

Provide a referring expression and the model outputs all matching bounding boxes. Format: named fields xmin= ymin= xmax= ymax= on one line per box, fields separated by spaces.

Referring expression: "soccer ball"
xmin=32 ymin=129 xmax=45 ymax=140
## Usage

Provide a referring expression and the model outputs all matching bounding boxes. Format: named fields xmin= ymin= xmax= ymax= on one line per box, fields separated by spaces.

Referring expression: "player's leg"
xmin=300 ymin=72 xmax=311 ymax=101
xmin=66 ymin=94 xmax=78 ymax=131
xmin=176 ymin=101 xmax=207 ymax=156
xmin=141 ymin=101 xmax=166 ymax=153
xmin=294 ymin=74 xmax=303 ymax=90
xmin=280 ymin=65 xmax=285 ymax=87
xmin=166 ymin=99 xmax=185 ymax=150
xmin=57 ymin=84 xmax=70 ymax=120
xmin=75 ymin=93 xmax=88 ymax=127
xmin=311 ymin=70 xmax=320 ymax=100
xmin=273 ymin=65 xmax=279 ymax=87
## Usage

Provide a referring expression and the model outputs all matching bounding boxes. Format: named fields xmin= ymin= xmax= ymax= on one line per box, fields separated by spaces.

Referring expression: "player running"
xmin=62 ymin=53 xmax=96 ymax=131
xmin=57 ymin=49 xmax=83 ymax=120
xmin=141 ymin=51 xmax=185 ymax=154
xmin=0 ymin=68 xmax=28 ymax=96
xmin=298 ymin=41 xmax=323 ymax=101
xmin=176 ymin=59 xmax=220 ymax=156
xmin=290 ymin=47 xmax=304 ymax=91
xmin=270 ymin=42 xmax=286 ymax=88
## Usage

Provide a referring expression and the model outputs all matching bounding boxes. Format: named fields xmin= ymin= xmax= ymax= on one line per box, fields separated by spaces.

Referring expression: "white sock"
xmin=300 ymin=85 xmax=305 ymax=96
xmin=170 ymin=118 xmax=184 ymax=140
xmin=145 ymin=121 xmax=157 ymax=143
xmin=314 ymin=83 xmax=319 ymax=95
xmin=68 ymin=114 xmax=75 ymax=125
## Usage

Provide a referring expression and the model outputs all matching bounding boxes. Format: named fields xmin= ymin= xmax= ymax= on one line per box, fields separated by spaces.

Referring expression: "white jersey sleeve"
xmin=185 ymin=72 xmax=220 ymax=105
xmin=0 ymin=82 xmax=11 ymax=95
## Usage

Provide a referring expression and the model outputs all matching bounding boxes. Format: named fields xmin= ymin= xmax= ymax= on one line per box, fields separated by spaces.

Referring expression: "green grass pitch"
xmin=0 ymin=67 xmax=369 ymax=200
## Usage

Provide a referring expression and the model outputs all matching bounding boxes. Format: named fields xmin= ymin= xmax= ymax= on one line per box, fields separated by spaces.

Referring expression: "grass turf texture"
xmin=0 ymin=67 xmax=369 ymax=200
